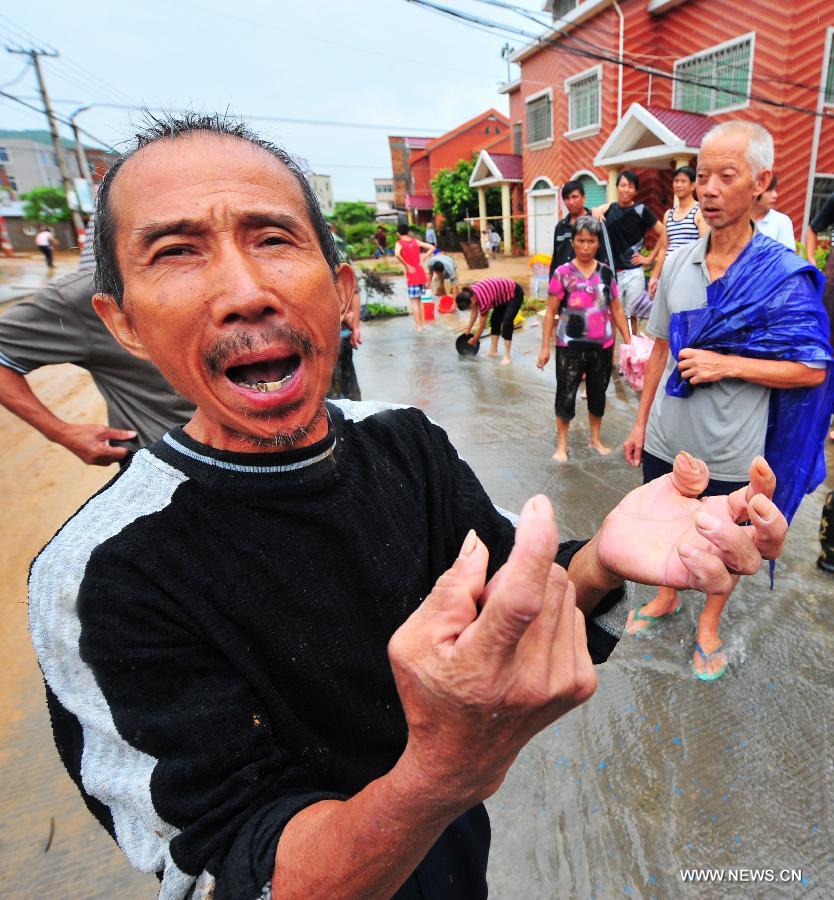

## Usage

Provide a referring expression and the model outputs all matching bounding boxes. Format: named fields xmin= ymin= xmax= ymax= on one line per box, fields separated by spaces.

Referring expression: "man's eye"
xmin=155 ymin=246 xmax=190 ymax=259
xmin=262 ymin=235 xmax=287 ymax=246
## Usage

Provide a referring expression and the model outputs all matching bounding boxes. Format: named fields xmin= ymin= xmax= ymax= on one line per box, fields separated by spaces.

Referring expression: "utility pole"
xmin=500 ymin=43 xmax=515 ymax=83
xmin=6 ymin=45 xmax=86 ymax=241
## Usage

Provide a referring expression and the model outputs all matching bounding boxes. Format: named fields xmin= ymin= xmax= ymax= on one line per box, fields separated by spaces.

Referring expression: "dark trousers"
xmin=488 ymin=284 xmax=524 ymax=341
xmin=820 ymin=490 xmax=834 ymax=567
xmin=555 ymin=344 xmax=611 ymax=420
xmin=38 ymin=244 xmax=54 ymax=267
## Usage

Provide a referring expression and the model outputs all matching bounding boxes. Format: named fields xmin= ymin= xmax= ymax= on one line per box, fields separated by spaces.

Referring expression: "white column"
xmin=501 ymin=183 xmax=512 ymax=254
xmin=606 ymin=168 xmax=619 ymax=202
xmin=477 ymin=186 xmax=488 ymax=235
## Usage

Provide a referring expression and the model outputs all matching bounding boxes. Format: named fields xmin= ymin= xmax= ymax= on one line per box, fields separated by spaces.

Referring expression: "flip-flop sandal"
xmin=692 ymin=641 xmax=728 ymax=681
xmin=627 ymin=602 xmax=683 ymax=635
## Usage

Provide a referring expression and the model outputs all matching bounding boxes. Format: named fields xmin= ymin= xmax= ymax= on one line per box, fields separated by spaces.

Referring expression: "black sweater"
xmin=30 ymin=400 xmax=626 ymax=899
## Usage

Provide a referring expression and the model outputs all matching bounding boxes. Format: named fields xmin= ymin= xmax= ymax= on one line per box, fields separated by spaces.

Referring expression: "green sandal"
xmin=627 ymin=602 xmax=683 ymax=635
xmin=692 ymin=641 xmax=728 ymax=681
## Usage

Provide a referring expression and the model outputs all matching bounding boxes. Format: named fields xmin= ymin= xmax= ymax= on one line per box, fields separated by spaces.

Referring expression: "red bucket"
xmin=437 ymin=294 xmax=455 ymax=314
xmin=421 ymin=297 xmax=435 ymax=321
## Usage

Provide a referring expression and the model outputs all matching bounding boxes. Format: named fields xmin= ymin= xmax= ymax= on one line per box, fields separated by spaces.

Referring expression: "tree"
xmin=21 ymin=186 xmax=71 ymax=224
xmin=431 ymin=157 xmax=502 ymax=234
xmin=330 ymin=201 xmax=375 ymax=226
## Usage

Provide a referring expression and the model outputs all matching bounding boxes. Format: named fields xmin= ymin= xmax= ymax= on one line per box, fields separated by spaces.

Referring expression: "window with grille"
xmin=550 ymin=0 xmax=575 ymax=20
xmin=568 ymin=72 xmax=600 ymax=132
xmin=526 ymin=93 xmax=552 ymax=145
xmin=825 ymin=40 xmax=834 ymax=105
xmin=512 ymin=122 xmax=522 ymax=155
xmin=674 ymin=35 xmax=753 ymax=114
xmin=811 ymin=176 xmax=834 ymax=227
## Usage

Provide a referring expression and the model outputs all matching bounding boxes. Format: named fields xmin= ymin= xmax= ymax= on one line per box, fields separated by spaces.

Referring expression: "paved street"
xmin=0 ymin=300 xmax=831 ymax=897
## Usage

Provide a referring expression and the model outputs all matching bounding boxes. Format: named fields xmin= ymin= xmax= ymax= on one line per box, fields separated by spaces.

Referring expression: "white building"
xmin=308 ymin=173 xmax=334 ymax=216
xmin=373 ymin=177 xmax=395 ymax=214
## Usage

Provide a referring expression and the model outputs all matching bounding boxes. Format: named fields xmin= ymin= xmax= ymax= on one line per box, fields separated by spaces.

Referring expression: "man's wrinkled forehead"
xmin=698 ymin=133 xmax=749 ymax=169
xmin=109 ymin=133 xmax=304 ymax=236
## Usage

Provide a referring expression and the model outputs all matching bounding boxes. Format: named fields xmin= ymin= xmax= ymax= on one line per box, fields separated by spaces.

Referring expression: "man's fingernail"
xmin=459 ymin=529 xmax=478 ymax=558
xmin=695 ymin=513 xmax=720 ymax=533
xmin=530 ymin=495 xmax=551 ymax=517
xmin=750 ymin=494 xmax=776 ymax=522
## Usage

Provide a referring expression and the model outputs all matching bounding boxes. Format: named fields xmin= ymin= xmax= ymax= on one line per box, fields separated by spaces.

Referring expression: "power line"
xmin=404 ymin=0 xmax=834 ymax=120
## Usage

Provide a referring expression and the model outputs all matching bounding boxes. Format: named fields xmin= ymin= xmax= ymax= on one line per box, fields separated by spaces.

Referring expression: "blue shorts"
xmin=408 ymin=283 xmax=426 ymax=299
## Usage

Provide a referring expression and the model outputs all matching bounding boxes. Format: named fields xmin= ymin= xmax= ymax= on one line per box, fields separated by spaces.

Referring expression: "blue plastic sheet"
xmin=666 ymin=234 xmax=833 ymax=525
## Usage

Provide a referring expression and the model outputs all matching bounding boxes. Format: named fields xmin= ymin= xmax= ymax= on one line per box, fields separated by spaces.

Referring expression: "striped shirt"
xmin=664 ymin=204 xmax=700 ymax=253
xmin=78 ymin=215 xmax=96 ymax=274
xmin=471 ymin=278 xmax=518 ymax=315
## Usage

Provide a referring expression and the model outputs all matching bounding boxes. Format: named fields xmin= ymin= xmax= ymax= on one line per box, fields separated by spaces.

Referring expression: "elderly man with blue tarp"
xmin=623 ymin=120 xmax=833 ymax=681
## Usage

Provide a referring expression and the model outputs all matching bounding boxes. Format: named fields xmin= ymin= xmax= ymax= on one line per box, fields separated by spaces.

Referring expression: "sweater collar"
xmin=147 ymin=402 xmax=344 ymax=489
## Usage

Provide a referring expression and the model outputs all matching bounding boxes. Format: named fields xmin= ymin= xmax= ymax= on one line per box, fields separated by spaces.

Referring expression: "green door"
xmin=579 ymin=175 xmax=606 ymax=208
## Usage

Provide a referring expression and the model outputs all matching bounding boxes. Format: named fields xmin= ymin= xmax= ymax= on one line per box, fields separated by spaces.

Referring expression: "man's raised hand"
xmin=595 ymin=452 xmax=787 ymax=594
xmin=388 ymin=495 xmax=597 ymax=815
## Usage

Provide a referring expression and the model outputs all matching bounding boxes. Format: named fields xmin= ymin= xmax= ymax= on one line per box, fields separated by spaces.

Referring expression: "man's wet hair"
xmin=397 ymin=223 xmax=411 ymax=236
xmin=673 ymin=165 xmax=696 ymax=182
xmin=618 ymin=169 xmax=640 ymax=190
xmin=571 ymin=215 xmax=602 ymax=240
xmin=561 ymin=180 xmax=585 ymax=200
xmin=456 ymin=288 xmax=474 ymax=310
xmin=430 ymin=260 xmax=445 ymax=273
xmin=93 ymin=111 xmax=341 ymax=305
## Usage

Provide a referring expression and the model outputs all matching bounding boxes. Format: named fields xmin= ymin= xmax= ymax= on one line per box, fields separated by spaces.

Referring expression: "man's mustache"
xmin=204 ymin=325 xmax=320 ymax=376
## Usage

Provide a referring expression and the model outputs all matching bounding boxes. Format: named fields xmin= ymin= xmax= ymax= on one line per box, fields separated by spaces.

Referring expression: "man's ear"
xmin=91 ymin=294 xmax=152 ymax=361
xmin=334 ymin=263 xmax=357 ymax=321
xmin=753 ymin=167 xmax=772 ymax=200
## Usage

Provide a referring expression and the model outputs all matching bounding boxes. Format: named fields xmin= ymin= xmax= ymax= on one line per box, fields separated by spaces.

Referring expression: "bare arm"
xmin=536 ymin=293 xmax=560 ymax=369
xmin=622 ymin=337 xmax=669 ymax=466
xmin=640 ymin=221 xmax=665 ymax=266
xmin=349 ymin=291 xmax=362 ymax=349
xmin=0 ymin=365 xmax=135 ymax=465
xmin=694 ymin=208 xmax=708 ymax=238
xmin=805 ymin=227 xmax=818 ymax=261
xmin=609 ymin=297 xmax=630 ymax=345
xmin=649 ymin=216 xmax=670 ymax=294
xmin=470 ymin=312 xmax=488 ymax=342
xmin=677 ymin=350 xmax=827 ymax=389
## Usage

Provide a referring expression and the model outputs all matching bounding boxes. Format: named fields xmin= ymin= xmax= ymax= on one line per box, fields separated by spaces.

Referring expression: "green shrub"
xmin=343 ymin=221 xmax=377 ymax=244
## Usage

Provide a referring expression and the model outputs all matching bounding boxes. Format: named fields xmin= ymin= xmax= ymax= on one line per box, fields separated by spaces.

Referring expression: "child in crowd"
xmin=394 ymin=224 xmax=435 ymax=331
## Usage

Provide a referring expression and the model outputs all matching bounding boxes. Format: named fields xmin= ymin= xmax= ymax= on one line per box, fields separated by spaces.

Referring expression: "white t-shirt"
xmin=35 ymin=230 xmax=53 ymax=247
xmin=755 ymin=209 xmax=795 ymax=251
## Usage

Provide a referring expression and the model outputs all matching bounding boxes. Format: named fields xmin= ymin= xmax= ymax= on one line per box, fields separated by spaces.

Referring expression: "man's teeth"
xmin=233 ymin=371 xmax=295 ymax=392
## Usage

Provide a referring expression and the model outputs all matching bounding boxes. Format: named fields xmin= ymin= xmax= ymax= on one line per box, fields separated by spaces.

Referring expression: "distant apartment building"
xmin=373 ymin=177 xmax=396 ymax=214
xmin=308 ymin=173 xmax=334 ymax=216
xmin=0 ymin=130 xmax=117 ymax=197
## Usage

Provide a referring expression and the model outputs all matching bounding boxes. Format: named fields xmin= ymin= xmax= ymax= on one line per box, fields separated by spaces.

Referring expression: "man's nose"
xmin=209 ymin=246 xmax=281 ymax=326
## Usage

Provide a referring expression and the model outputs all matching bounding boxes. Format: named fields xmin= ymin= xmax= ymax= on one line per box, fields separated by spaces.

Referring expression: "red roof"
xmin=410 ymin=108 xmax=510 ymax=165
xmin=488 ymin=153 xmax=523 ymax=181
xmin=406 ymin=193 xmax=434 ymax=210
xmin=646 ymin=106 xmax=713 ymax=148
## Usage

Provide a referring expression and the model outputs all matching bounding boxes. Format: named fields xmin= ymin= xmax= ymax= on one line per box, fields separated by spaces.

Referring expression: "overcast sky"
xmin=0 ymin=1 xmax=541 ymax=201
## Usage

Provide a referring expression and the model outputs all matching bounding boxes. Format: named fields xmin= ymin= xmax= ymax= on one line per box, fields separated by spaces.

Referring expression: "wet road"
xmin=1 ymin=301 xmax=831 ymax=897
xmin=354 ymin=311 xmax=833 ymax=899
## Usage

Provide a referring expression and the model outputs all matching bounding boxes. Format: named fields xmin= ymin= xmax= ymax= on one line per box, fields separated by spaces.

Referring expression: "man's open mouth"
xmin=225 ymin=355 xmax=301 ymax=393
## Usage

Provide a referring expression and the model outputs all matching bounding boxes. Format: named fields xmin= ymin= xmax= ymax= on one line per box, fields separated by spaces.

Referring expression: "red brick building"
xmin=389 ymin=110 xmax=512 ymax=223
xmin=503 ymin=0 xmax=834 ymax=254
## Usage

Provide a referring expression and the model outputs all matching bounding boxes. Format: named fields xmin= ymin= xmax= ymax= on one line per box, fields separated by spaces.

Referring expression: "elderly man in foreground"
xmin=29 ymin=116 xmax=787 ymax=900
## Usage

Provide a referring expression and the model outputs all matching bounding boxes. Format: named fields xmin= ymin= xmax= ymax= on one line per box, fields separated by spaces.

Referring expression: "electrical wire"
xmin=404 ymin=0 xmax=834 ymax=119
